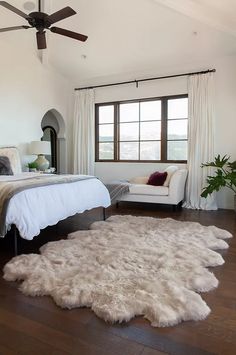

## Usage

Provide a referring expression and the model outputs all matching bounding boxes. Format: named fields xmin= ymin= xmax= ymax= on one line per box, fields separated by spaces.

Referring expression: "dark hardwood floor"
xmin=0 ymin=204 xmax=235 ymax=355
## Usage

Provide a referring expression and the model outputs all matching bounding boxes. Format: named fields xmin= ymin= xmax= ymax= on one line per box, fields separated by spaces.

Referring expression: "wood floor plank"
xmin=0 ymin=343 xmax=17 ymax=355
xmin=141 ymin=347 xmax=169 ymax=355
xmin=0 ymin=297 xmax=144 ymax=355
xmin=0 ymin=323 xmax=69 ymax=355
xmin=87 ymin=316 xmax=215 ymax=355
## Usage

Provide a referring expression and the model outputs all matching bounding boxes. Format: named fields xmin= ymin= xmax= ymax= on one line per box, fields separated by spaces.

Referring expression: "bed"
xmin=0 ymin=147 xmax=111 ymax=252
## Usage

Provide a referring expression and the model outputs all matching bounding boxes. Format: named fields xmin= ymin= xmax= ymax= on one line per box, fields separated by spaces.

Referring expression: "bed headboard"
xmin=0 ymin=146 xmax=22 ymax=174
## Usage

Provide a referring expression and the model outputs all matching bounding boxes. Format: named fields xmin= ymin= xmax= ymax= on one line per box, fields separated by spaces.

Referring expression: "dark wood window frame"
xmin=95 ymin=94 xmax=188 ymax=163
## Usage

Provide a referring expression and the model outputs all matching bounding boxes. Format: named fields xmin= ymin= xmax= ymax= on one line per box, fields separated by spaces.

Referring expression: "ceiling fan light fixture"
xmin=23 ymin=1 xmax=36 ymax=12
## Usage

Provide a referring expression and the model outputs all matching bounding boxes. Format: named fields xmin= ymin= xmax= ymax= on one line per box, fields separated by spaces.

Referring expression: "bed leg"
xmin=13 ymin=225 xmax=19 ymax=256
xmin=103 ymin=208 xmax=106 ymax=221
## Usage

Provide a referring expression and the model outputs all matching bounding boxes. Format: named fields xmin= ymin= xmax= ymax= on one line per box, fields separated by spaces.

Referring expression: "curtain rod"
xmin=74 ymin=69 xmax=216 ymax=91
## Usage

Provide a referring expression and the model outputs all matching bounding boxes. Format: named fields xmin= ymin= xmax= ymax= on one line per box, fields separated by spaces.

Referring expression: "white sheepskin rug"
xmin=3 ymin=215 xmax=232 ymax=327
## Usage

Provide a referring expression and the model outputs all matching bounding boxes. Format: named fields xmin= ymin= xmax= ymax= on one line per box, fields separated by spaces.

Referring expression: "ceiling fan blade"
xmin=36 ymin=31 xmax=46 ymax=50
xmin=0 ymin=1 xmax=30 ymax=20
xmin=50 ymin=27 xmax=88 ymax=42
xmin=0 ymin=25 xmax=31 ymax=33
xmin=47 ymin=6 xmax=76 ymax=25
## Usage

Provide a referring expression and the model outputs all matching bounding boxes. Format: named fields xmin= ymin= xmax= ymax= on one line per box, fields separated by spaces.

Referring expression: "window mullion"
xmin=161 ymin=99 xmax=167 ymax=162
xmin=139 ymin=101 xmax=141 ymax=160
xmin=95 ymin=104 xmax=99 ymax=161
xmin=114 ymin=103 xmax=119 ymax=161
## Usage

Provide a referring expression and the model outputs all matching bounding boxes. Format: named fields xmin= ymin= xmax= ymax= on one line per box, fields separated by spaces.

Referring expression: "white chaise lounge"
xmin=117 ymin=169 xmax=188 ymax=209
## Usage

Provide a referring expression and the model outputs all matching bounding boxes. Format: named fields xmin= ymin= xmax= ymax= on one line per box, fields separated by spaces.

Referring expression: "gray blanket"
xmin=105 ymin=181 xmax=130 ymax=204
xmin=0 ymin=174 xmax=96 ymax=237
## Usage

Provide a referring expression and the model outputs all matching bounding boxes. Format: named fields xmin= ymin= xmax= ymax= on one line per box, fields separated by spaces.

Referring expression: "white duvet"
xmin=0 ymin=173 xmax=110 ymax=240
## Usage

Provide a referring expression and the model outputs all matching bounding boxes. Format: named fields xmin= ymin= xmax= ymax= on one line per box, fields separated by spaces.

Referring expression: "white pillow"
xmin=129 ymin=176 xmax=149 ymax=184
xmin=0 ymin=147 xmax=22 ymax=174
xmin=163 ymin=166 xmax=178 ymax=187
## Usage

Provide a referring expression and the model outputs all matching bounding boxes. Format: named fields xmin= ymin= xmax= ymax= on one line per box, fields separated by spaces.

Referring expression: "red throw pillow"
xmin=147 ymin=171 xmax=168 ymax=186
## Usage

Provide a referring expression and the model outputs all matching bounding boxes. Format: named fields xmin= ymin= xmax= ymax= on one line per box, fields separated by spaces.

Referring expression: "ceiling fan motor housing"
xmin=28 ymin=12 xmax=51 ymax=32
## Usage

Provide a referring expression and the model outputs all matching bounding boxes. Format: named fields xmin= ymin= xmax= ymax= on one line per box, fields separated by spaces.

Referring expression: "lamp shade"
xmin=30 ymin=141 xmax=51 ymax=155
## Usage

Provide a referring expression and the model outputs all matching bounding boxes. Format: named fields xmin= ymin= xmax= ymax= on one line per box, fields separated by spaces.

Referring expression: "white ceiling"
xmin=1 ymin=0 xmax=236 ymax=85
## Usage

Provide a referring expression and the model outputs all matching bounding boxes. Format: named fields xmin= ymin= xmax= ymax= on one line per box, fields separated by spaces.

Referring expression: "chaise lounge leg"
xmin=116 ymin=202 xmax=119 ymax=209
xmin=172 ymin=204 xmax=177 ymax=212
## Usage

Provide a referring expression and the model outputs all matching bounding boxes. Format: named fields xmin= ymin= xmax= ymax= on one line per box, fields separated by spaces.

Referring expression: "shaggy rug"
xmin=3 ymin=215 xmax=232 ymax=327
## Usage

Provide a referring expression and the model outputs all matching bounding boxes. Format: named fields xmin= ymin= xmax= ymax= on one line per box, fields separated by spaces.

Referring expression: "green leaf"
xmin=201 ymin=154 xmax=230 ymax=169
xmin=28 ymin=162 xmax=38 ymax=169
xmin=228 ymin=161 xmax=236 ymax=171
xmin=201 ymin=154 xmax=236 ymax=197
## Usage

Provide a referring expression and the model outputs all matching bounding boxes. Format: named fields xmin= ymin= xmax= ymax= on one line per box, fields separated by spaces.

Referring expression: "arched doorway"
xmin=41 ymin=109 xmax=66 ymax=173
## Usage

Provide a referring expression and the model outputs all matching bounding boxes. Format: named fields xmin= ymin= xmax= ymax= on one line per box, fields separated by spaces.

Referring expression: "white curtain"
xmin=73 ymin=89 xmax=95 ymax=175
xmin=184 ymin=73 xmax=217 ymax=210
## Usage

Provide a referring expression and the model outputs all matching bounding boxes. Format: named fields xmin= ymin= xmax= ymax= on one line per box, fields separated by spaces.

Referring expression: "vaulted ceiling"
xmin=0 ymin=0 xmax=236 ymax=85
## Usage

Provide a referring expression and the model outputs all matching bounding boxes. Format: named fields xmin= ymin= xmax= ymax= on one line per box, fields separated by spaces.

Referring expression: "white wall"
xmin=92 ymin=54 xmax=236 ymax=209
xmin=0 ymin=41 xmax=70 ymax=170
xmin=213 ymin=55 xmax=236 ymax=209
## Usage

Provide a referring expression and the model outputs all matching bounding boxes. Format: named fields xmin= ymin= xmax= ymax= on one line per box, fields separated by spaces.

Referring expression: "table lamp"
xmin=30 ymin=141 xmax=51 ymax=171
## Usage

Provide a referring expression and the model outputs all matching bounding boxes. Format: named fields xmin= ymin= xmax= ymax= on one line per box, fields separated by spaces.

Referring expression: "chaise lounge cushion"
xmin=129 ymin=184 xmax=169 ymax=196
xmin=129 ymin=176 xmax=149 ymax=184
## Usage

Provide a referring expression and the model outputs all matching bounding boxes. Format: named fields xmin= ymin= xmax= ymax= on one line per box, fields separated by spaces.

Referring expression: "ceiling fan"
xmin=0 ymin=0 xmax=88 ymax=49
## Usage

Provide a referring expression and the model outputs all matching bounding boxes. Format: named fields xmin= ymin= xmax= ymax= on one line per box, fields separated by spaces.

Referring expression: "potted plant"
xmin=28 ymin=161 xmax=38 ymax=172
xmin=201 ymin=155 xmax=236 ymax=210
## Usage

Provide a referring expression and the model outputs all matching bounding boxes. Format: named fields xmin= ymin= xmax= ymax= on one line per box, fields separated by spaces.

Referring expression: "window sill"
xmin=95 ymin=160 xmax=187 ymax=163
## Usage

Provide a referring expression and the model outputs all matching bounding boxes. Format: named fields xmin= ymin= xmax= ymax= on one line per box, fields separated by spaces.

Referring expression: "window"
xmin=95 ymin=95 xmax=188 ymax=162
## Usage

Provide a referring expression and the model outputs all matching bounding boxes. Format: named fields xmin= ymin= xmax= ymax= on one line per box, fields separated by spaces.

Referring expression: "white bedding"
xmin=1 ymin=173 xmax=111 ymax=240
